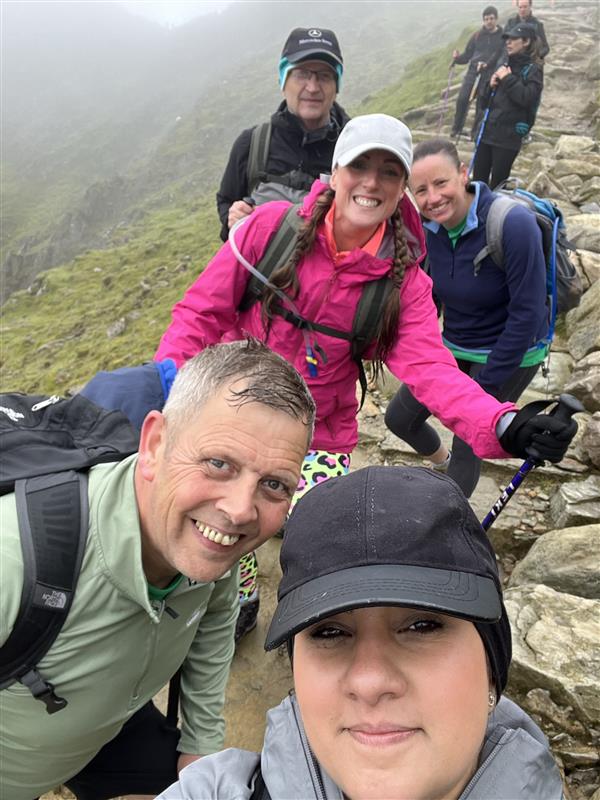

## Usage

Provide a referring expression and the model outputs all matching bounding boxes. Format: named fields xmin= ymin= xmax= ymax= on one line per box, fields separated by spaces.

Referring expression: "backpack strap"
xmin=0 ymin=471 xmax=88 ymax=714
xmin=247 ymin=122 xmax=272 ymax=196
xmin=474 ymin=194 xmax=516 ymax=274
xmin=238 ymin=204 xmax=303 ymax=312
xmin=250 ymin=762 xmax=271 ymax=800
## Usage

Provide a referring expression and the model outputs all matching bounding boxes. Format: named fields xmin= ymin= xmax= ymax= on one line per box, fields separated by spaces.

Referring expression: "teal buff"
xmin=278 ymin=56 xmax=343 ymax=92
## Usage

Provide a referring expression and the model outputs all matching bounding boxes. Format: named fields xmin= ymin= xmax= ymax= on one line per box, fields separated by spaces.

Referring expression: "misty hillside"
xmin=1 ymin=0 xmax=477 ymax=300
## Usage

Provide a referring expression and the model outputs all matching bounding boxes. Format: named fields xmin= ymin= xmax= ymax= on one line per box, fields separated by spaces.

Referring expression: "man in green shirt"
xmin=0 ymin=339 xmax=314 ymax=800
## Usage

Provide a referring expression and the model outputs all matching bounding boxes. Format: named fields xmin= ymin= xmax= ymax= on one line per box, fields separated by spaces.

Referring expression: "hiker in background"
xmin=0 ymin=340 xmax=314 ymax=800
xmin=156 ymin=114 xmax=576 ymax=636
xmin=505 ymin=0 xmax=550 ymax=59
xmin=471 ymin=23 xmax=543 ymax=188
xmin=385 ymin=137 xmax=549 ymax=499
xmin=449 ymin=6 xmax=504 ymax=140
xmin=158 ymin=467 xmax=563 ymax=800
xmin=216 ymin=26 xmax=349 ymax=242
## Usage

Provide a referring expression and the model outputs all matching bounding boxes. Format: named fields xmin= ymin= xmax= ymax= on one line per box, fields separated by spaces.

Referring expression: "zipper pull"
xmin=31 ymin=395 xmax=61 ymax=412
xmin=305 ymin=345 xmax=318 ymax=378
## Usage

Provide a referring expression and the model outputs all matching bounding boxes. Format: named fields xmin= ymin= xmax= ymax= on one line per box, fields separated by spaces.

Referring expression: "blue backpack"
xmin=473 ymin=187 xmax=583 ymax=343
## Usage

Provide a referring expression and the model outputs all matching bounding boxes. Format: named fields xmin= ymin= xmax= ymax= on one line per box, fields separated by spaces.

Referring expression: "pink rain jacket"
xmin=156 ymin=181 xmax=515 ymax=456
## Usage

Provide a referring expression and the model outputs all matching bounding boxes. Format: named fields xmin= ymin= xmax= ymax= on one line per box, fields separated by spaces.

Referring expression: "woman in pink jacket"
xmin=156 ymin=114 xmax=575 ymax=639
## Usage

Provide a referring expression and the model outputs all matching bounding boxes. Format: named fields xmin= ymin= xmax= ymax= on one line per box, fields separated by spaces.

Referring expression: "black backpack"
xmin=237 ymin=204 xmax=394 ymax=408
xmin=246 ymin=122 xmax=315 ymax=198
xmin=0 ymin=393 xmax=139 ymax=713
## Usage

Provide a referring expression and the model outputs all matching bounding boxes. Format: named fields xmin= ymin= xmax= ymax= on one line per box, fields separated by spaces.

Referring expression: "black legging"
xmin=472 ymin=141 xmax=520 ymax=189
xmin=384 ymin=359 xmax=540 ymax=498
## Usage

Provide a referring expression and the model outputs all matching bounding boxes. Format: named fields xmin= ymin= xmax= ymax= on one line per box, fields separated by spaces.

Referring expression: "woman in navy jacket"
xmin=385 ymin=137 xmax=548 ymax=497
xmin=472 ymin=22 xmax=543 ymax=188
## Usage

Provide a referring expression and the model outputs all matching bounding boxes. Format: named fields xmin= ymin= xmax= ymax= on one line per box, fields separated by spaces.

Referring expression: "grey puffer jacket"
xmin=158 ymin=693 xmax=563 ymax=800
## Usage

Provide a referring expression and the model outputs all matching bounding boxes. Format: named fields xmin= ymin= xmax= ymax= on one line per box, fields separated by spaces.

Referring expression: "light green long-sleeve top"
xmin=0 ymin=455 xmax=239 ymax=800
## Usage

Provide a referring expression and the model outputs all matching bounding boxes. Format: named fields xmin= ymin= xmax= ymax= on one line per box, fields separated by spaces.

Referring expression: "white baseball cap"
xmin=332 ymin=113 xmax=413 ymax=176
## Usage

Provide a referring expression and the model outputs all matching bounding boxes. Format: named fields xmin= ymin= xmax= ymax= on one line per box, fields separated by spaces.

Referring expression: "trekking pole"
xmin=468 ymin=88 xmax=496 ymax=178
xmin=481 ymin=394 xmax=584 ymax=532
xmin=436 ymin=61 xmax=456 ymax=134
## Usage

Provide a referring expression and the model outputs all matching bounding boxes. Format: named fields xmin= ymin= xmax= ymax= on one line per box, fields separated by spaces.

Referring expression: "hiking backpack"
xmin=246 ymin=122 xmax=316 ymax=201
xmin=473 ymin=187 xmax=583 ymax=343
xmin=0 ymin=393 xmax=139 ymax=713
xmin=237 ymin=204 xmax=394 ymax=407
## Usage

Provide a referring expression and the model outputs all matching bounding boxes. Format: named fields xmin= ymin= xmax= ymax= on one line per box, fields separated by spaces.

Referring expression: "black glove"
xmin=500 ymin=400 xmax=578 ymax=463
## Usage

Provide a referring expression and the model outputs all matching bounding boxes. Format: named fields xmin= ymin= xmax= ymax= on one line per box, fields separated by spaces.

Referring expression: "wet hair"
xmin=259 ymin=187 xmax=413 ymax=380
xmin=482 ymin=6 xmax=498 ymax=17
xmin=162 ymin=338 xmax=315 ymax=443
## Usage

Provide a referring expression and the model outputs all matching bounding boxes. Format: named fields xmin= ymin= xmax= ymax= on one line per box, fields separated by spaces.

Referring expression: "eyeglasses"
xmin=289 ymin=67 xmax=336 ymax=85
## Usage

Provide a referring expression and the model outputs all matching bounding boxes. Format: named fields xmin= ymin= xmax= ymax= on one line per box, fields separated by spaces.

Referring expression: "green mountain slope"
xmin=1 ymin=1 xmax=476 ymax=300
xmin=1 ymin=20 xmax=474 ymax=395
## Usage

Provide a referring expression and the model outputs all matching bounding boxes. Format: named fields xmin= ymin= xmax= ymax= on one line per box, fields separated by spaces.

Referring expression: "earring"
xmin=488 ymin=691 xmax=496 ymax=709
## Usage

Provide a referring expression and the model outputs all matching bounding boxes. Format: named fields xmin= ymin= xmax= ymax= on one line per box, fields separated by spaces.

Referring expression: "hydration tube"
xmin=228 ymin=218 xmax=320 ymax=377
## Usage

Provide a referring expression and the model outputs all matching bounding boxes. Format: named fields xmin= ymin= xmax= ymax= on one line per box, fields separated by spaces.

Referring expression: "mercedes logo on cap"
xmin=308 ymin=29 xmax=322 ymax=37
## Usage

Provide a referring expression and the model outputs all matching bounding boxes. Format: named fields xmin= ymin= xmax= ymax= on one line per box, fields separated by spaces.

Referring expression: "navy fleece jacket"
xmin=423 ymin=182 xmax=549 ymax=393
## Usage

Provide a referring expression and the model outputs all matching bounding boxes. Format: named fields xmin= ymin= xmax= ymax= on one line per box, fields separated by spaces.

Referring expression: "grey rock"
xmin=576 ymin=249 xmax=600 ymax=286
xmin=529 ymin=351 xmax=573 ymax=396
xmin=554 ymin=135 xmax=597 ymax=160
xmin=581 ymin=413 xmax=600 ymax=470
xmin=549 ymin=475 xmax=600 ymax=528
xmin=565 ymin=351 xmax=600 ymax=412
xmin=505 ymin=584 xmax=600 ymax=727
xmin=565 ymin=214 xmax=600 ymax=254
xmin=573 ymin=176 xmax=600 ymax=206
xmin=509 ymin=524 xmax=600 ymax=599
xmin=566 ymin=278 xmax=600 ymax=360
xmin=106 ymin=318 xmax=127 ymax=338
xmin=553 ymin=158 xmax=600 ymax=180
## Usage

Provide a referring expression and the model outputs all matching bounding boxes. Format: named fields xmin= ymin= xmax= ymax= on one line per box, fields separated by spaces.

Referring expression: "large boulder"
xmin=564 ymin=351 xmax=600 ymax=412
xmin=554 ymin=135 xmax=597 ymax=160
xmin=566 ymin=278 xmax=600 ymax=360
xmin=575 ymin=249 xmax=600 ymax=286
xmin=505 ymin=584 xmax=600 ymax=727
xmin=549 ymin=474 xmax=600 ymax=528
xmin=581 ymin=412 xmax=600 ymax=470
xmin=565 ymin=213 xmax=600 ymax=253
xmin=573 ymin=175 xmax=600 ymax=205
xmin=509 ymin=525 xmax=600 ymax=599
xmin=553 ymin=158 xmax=600 ymax=181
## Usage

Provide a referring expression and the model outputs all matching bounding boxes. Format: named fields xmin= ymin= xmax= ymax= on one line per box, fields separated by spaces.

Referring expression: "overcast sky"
xmin=119 ymin=0 xmax=231 ymax=26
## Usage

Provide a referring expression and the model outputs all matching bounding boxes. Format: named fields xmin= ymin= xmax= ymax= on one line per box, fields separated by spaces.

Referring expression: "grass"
xmin=0 ymin=197 xmax=221 ymax=393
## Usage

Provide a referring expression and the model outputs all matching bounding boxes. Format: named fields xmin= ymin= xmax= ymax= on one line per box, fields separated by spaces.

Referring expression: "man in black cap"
xmin=216 ymin=26 xmax=349 ymax=242
xmin=450 ymin=6 xmax=504 ymax=139
xmin=505 ymin=0 xmax=550 ymax=58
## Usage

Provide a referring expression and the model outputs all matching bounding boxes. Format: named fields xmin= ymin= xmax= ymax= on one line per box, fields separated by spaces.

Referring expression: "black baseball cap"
xmin=503 ymin=22 xmax=537 ymax=39
xmin=281 ymin=27 xmax=343 ymax=70
xmin=265 ymin=467 xmax=511 ymax=693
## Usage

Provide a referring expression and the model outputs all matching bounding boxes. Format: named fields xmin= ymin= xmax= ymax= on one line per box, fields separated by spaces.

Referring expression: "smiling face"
xmin=282 ymin=59 xmax=337 ymax=131
xmin=135 ymin=381 xmax=308 ymax=587
xmin=294 ymin=606 xmax=491 ymax=800
xmin=330 ymin=149 xmax=407 ymax=250
xmin=409 ymin=152 xmax=471 ymax=230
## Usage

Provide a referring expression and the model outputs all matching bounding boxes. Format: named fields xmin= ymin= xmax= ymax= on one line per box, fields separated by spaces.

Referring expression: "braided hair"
xmin=260 ymin=186 xmax=413 ymax=377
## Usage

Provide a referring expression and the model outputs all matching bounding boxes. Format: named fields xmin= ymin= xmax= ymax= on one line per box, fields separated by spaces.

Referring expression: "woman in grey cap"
xmin=158 ymin=467 xmax=563 ymax=800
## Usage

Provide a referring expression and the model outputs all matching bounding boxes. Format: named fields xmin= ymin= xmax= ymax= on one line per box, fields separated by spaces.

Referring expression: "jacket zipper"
xmin=291 ymin=697 xmax=327 ymax=799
